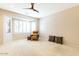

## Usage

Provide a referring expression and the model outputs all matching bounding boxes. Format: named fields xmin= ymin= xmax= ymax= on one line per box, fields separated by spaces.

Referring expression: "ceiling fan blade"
xmin=24 ymin=8 xmax=31 ymax=9
xmin=33 ymin=9 xmax=39 ymax=13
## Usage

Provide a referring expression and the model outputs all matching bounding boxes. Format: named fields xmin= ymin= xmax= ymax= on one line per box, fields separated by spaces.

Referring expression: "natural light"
xmin=14 ymin=18 xmax=36 ymax=33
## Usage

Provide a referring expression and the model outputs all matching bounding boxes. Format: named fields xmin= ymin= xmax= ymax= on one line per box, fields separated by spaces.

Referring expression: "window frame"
xmin=13 ymin=18 xmax=37 ymax=34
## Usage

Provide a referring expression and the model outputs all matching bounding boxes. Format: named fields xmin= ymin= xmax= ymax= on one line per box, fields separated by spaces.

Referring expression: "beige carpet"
xmin=0 ymin=39 xmax=79 ymax=56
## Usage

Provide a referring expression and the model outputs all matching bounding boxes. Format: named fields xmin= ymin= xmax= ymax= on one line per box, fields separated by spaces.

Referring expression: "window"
xmin=31 ymin=21 xmax=36 ymax=32
xmin=13 ymin=18 xmax=37 ymax=33
xmin=27 ymin=21 xmax=31 ymax=33
xmin=14 ymin=20 xmax=19 ymax=32
xmin=23 ymin=21 xmax=27 ymax=33
xmin=19 ymin=20 xmax=23 ymax=32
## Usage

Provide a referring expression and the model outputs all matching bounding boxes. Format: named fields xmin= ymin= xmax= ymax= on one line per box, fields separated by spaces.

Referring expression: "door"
xmin=4 ymin=16 xmax=12 ymax=44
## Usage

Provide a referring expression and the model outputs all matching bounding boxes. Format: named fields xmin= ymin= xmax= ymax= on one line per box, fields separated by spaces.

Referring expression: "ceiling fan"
xmin=24 ymin=3 xmax=39 ymax=13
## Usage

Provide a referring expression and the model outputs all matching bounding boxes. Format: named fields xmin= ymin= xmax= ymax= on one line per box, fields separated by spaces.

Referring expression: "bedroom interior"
xmin=0 ymin=3 xmax=79 ymax=56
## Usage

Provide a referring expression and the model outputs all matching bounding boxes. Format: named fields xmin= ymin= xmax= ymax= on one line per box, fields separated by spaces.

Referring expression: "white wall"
xmin=0 ymin=14 xmax=3 ymax=44
xmin=40 ymin=5 xmax=79 ymax=48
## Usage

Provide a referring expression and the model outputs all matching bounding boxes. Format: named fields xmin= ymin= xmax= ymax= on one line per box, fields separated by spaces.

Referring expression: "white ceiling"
xmin=0 ymin=3 xmax=79 ymax=18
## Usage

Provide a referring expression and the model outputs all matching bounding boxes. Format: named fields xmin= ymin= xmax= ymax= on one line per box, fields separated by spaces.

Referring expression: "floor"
xmin=0 ymin=39 xmax=79 ymax=56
